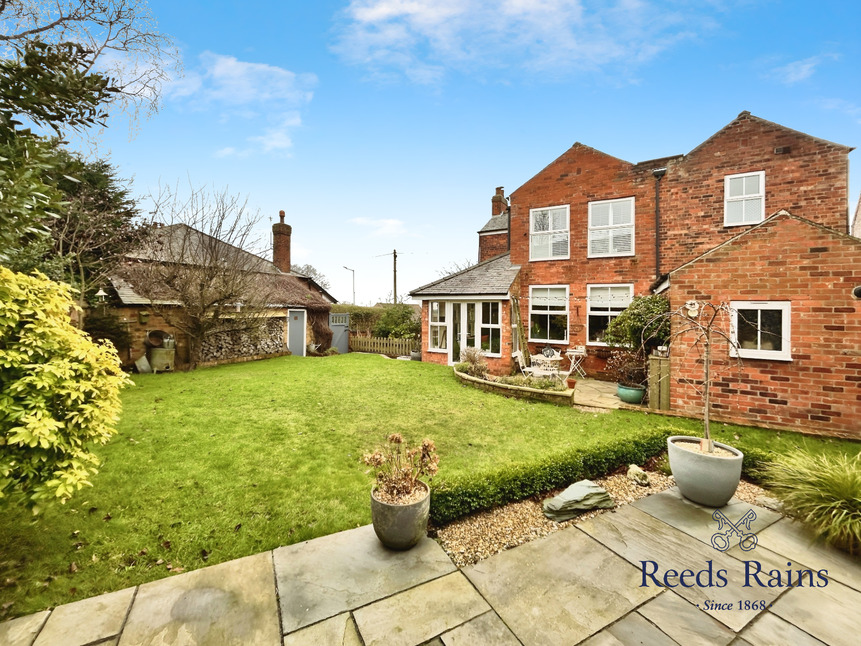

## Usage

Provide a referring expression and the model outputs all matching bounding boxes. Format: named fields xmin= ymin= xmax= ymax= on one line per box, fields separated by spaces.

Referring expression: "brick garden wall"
xmin=668 ymin=214 xmax=861 ymax=438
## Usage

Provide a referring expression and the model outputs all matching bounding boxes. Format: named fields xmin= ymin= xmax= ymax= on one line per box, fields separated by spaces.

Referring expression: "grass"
xmin=1 ymin=353 xmax=858 ymax=618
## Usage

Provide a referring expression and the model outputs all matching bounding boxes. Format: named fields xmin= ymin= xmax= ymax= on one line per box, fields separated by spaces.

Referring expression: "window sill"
xmin=528 ymin=339 xmax=568 ymax=345
xmin=529 ymin=255 xmax=570 ymax=263
xmin=587 ymin=252 xmax=636 ymax=259
xmin=723 ymin=220 xmax=763 ymax=228
xmin=733 ymin=351 xmax=792 ymax=362
xmin=427 ymin=348 xmax=448 ymax=354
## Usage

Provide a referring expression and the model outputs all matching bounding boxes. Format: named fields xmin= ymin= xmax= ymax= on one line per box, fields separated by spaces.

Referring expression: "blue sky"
xmin=89 ymin=0 xmax=861 ymax=305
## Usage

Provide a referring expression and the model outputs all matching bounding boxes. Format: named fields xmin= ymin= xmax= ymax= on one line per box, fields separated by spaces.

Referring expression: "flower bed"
xmin=452 ymin=368 xmax=575 ymax=407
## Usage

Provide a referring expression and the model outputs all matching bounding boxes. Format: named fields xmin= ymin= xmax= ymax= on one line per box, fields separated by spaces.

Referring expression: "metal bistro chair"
xmin=512 ymin=350 xmax=537 ymax=377
xmin=565 ymin=346 xmax=587 ymax=379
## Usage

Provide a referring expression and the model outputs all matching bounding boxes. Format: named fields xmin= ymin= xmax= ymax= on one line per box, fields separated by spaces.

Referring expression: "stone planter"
xmin=370 ymin=481 xmax=430 ymax=550
xmin=667 ymin=436 xmax=744 ymax=507
xmin=410 ymin=350 xmax=422 ymax=361
xmin=616 ymin=384 xmax=645 ymax=404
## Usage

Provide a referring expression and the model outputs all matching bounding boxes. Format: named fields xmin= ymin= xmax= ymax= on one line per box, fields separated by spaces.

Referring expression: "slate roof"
xmin=410 ymin=253 xmax=520 ymax=298
xmin=478 ymin=214 xmax=509 ymax=234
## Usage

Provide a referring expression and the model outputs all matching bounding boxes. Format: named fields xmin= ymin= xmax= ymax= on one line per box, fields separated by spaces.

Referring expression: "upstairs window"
xmin=731 ymin=301 xmax=791 ymax=361
xmin=588 ymin=197 xmax=635 ymax=257
xmin=587 ymin=284 xmax=633 ymax=344
xmin=530 ymin=206 xmax=569 ymax=261
xmin=725 ymin=171 xmax=765 ymax=226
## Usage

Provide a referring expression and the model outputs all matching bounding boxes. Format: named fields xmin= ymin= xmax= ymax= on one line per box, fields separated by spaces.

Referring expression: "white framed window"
xmin=724 ymin=171 xmax=765 ymax=226
xmin=428 ymin=301 xmax=447 ymax=352
xmin=588 ymin=197 xmax=635 ymax=257
xmin=529 ymin=286 xmax=568 ymax=343
xmin=731 ymin=301 xmax=791 ymax=361
xmin=480 ymin=302 xmax=502 ymax=355
xmin=587 ymin=284 xmax=634 ymax=345
xmin=530 ymin=205 xmax=569 ymax=261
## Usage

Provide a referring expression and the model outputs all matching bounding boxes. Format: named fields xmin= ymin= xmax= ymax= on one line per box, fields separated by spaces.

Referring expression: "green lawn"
xmin=1 ymin=353 xmax=858 ymax=618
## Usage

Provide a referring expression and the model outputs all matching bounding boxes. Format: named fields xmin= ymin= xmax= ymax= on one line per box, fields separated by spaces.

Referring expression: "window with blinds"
xmin=530 ymin=205 xmax=570 ymax=261
xmin=588 ymin=197 xmax=635 ymax=257
xmin=724 ymin=171 xmax=765 ymax=226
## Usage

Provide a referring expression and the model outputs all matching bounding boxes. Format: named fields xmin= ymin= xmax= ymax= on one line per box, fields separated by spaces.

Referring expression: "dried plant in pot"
xmin=606 ymin=349 xmax=647 ymax=404
xmin=363 ymin=434 xmax=439 ymax=550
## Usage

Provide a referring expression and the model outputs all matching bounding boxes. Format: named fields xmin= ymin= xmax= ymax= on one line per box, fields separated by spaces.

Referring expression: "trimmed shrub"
xmin=0 ymin=268 xmax=130 ymax=512
xmin=429 ymin=427 xmax=673 ymax=524
xmin=603 ymin=294 xmax=670 ymax=351
xmin=762 ymin=452 xmax=861 ymax=554
xmin=495 ymin=375 xmax=566 ymax=392
xmin=457 ymin=347 xmax=488 ymax=379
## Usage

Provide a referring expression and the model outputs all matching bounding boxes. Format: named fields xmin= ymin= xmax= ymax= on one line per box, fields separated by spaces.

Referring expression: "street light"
xmin=343 ymin=266 xmax=355 ymax=304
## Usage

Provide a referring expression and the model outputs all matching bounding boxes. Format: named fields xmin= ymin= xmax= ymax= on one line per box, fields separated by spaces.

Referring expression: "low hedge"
xmin=429 ymin=427 xmax=673 ymax=524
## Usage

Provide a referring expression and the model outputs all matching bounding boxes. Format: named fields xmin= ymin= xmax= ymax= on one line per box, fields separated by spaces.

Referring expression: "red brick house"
xmin=411 ymin=112 xmax=859 ymax=437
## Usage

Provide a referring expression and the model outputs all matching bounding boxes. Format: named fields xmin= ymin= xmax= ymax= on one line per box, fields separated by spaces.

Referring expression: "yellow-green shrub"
xmin=0 ymin=267 xmax=130 ymax=512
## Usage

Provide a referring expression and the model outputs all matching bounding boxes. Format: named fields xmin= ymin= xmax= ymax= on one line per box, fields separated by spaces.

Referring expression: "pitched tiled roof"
xmin=410 ymin=253 xmax=520 ymax=298
xmin=478 ymin=214 xmax=509 ymax=234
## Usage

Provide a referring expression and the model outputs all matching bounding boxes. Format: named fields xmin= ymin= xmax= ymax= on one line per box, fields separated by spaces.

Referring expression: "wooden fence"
xmin=350 ymin=336 xmax=419 ymax=356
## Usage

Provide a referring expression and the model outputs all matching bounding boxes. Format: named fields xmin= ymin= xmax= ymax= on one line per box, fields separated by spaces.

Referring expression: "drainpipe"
xmin=652 ymin=168 xmax=667 ymax=280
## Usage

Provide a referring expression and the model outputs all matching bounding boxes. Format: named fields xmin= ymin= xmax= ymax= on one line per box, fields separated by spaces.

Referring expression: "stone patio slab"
xmin=282 ymin=613 xmax=362 ymax=646
xmin=352 ymin=572 xmax=489 ymax=646
xmin=34 ymin=587 xmax=135 ymax=646
xmin=633 ymin=488 xmax=781 ymax=546
xmin=739 ymin=611 xmax=826 ymax=646
xmin=770 ymin=578 xmax=861 ymax=646
xmin=0 ymin=611 xmax=50 ymax=646
xmin=741 ymin=518 xmax=861 ymax=592
xmin=440 ymin=610 xmax=520 ymax=646
xmin=579 ymin=611 xmax=677 ymax=646
xmin=577 ymin=504 xmax=784 ymax=632
xmin=637 ymin=590 xmax=735 ymax=645
xmin=464 ymin=526 xmax=658 ymax=646
xmin=119 ymin=552 xmax=280 ymax=646
xmin=274 ymin=524 xmax=455 ymax=633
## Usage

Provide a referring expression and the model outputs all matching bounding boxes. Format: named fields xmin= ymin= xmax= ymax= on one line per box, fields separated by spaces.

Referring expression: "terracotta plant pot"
xmin=566 ymin=377 xmax=577 ymax=390
xmin=370 ymin=481 xmax=430 ymax=550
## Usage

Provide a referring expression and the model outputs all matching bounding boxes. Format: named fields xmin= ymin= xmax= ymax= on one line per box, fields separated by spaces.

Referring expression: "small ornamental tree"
xmin=0 ymin=267 xmax=130 ymax=512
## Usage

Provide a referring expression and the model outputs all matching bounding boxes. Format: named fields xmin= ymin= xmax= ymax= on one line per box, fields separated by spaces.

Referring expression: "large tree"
xmin=291 ymin=263 xmax=330 ymax=290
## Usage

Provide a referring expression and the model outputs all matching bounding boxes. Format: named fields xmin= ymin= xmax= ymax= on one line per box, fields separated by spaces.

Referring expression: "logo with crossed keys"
xmin=710 ymin=509 xmax=758 ymax=552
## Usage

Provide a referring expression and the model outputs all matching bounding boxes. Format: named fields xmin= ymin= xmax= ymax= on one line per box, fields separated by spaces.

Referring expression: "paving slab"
xmin=633 ymin=488 xmax=781 ymax=546
xmin=352 ymin=572 xmax=489 ymax=646
xmin=119 ymin=552 xmax=280 ymax=646
xmin=740 ymin=518 xmax=861 ymax=592
xmin=574 ymin=380 xmax=621 ymax=409
xmin=464 ymin=525 xmax=658 ymax=646
xmin=637 ymin=590 xmax=735 ymax=646
xmin=0 ymin=611 xmax=50 ymax=646
xmin=739 ymin=611 xmax=826 ymax=646
xmin=579 ymin=611 xmax=677 ymax=646
xmin=440 ymin=610 xmax=520 ymax=646
xmin=770 ymin=578 xmax=861 ymax=646
xmin=577 ymin=504 xmax=784 ymax=632
xmin=274 ymin=524 xmax=455 ymax=633
xmin=34 ymin=587 xmax=134 ymax=646
xmin=282 ymin=613 xmax=362 ymax=646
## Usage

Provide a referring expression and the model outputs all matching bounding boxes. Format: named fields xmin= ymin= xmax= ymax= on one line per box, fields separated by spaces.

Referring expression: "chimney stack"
xmin=273 ymin=210 xmax=292 ymax=273
xmin=491 ymin=187 xmax=506 ymax=216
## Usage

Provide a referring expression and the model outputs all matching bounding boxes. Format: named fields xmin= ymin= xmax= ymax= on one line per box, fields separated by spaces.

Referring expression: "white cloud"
xmin=817 ymin=98 xmax=861 ymax=124
xmin=331 ymin=0 xmax=712 ymax=83
xmin=351 ymin=217 xmax=410 ymax=237
xmin=168 ymin=51 xmax=316 ymax=156
xmin=771 ymin=54 xmax=838 ymax=85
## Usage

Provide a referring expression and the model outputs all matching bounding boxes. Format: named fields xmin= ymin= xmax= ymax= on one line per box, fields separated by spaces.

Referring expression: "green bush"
xmin=455 ymin=347 xmax=488 ymax=379
xmin=603 ymin=294 xmax=670 ymax=351
xmin=495 ymin=375 xmax=566 ymax=392
xmin=0 ymin=268 xmax=130 ymax=512
xmin=762 ymin=452 xmax=861 ymax=554
xmin=83 ymin=310 xmax=131 ymax=352
xmin=372 ymin=303 xmax=420 ymax=339
xmin=429 ymin=428 xmax=673 ymax=524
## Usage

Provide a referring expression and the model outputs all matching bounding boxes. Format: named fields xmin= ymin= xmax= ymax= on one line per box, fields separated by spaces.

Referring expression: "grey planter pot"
xmin=667 ymin=436 xmax=744 ymax=507
xmin=370 ymin=481 xmax=430 ymax=550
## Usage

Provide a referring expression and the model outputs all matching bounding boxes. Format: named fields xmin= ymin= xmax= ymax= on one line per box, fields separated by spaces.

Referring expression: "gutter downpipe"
xmin=652 ymin=168 xmax=667 ymax=280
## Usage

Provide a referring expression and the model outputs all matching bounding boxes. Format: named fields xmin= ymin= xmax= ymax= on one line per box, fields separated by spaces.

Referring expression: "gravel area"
xmin=431 ymin=467 xmax=769 ymax=568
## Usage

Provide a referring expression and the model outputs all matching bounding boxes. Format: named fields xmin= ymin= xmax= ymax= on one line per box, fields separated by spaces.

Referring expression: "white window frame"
xmin=588 ymin=197 xmax=635 ymax=258
xmin=529 ymin=205 xmax=570 ymax=262
xmin=724 ymin=171 xmax=765 ymax=227
xmin=731 ymin=301 xmax=791 ymax=361
xmin=586 ymin=284 xmax=634 ymax=346
xmin=528 ymin=285 xmax=569 ymax=344
xmin=428 ymin=301 xmax=448 ymax=353
xmin=479 ymin=301 xmax=502 ymax=357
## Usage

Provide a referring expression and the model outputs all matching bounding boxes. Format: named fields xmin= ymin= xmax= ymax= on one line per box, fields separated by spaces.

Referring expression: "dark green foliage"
xmin=495 ymin=375 xmax=566 ymax=391
xmin=603 ymin=294 xmax=670 ymax=351
xmin=83 ymin=311 xmax=132 ymax=352
xmin=429 ymin=428 xmax=673 ymax=524
xmin=372 ymin=303 xmax=420 ymax=339
xmin=330 ymin=304 xmax=382 ymax=336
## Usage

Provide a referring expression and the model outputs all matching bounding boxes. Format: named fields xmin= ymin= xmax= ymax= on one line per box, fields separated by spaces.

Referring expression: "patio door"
xmin=450 ymin=302 xmax=477 ymax=364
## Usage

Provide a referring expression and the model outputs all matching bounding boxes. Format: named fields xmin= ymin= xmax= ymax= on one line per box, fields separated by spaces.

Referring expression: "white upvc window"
xmin=479 ymin=302 xmax=502 ymax=355
xmin=731 ymin=301 xmax=791 ymax=361
xmin=587 ymin=284 xmax=634 ymax=345
xmin=588 ymin=197 xmax=635 ymax=257
xmin=529 ymin=286 xmax=569 ymax=343
xmin=724 ymin=171 xmax=765 ymax=226
xmin=428 ymin=301 xmax=447 ymax=352
xmin=530 ymin=205 xmax=569 ymax=261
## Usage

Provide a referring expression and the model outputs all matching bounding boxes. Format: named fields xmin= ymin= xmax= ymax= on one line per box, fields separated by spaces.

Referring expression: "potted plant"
xmin=606 ymin=349 xmax=647 ymax=404
xmin=363 ymin=433 xmax=439 ymax=550
xmin=659 ymin=301 xmax=744 ymax=507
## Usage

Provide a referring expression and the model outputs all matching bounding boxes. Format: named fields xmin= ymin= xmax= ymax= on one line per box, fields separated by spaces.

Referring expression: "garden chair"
xmin=512 ymin=350 xmax=538 ymax=377
xmin=565 ymin=346 xmax=587 ymax=379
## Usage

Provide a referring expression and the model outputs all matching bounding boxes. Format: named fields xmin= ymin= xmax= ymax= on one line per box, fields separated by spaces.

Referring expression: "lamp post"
xmin=343 ymin=266 xmax=355 ymax=304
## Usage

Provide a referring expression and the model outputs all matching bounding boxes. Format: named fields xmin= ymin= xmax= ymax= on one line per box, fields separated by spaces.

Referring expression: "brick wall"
xmin=668 ymin=213 xmax=861 ymax=438
xmin=478 ymin=232 xmax=509 ymax=262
